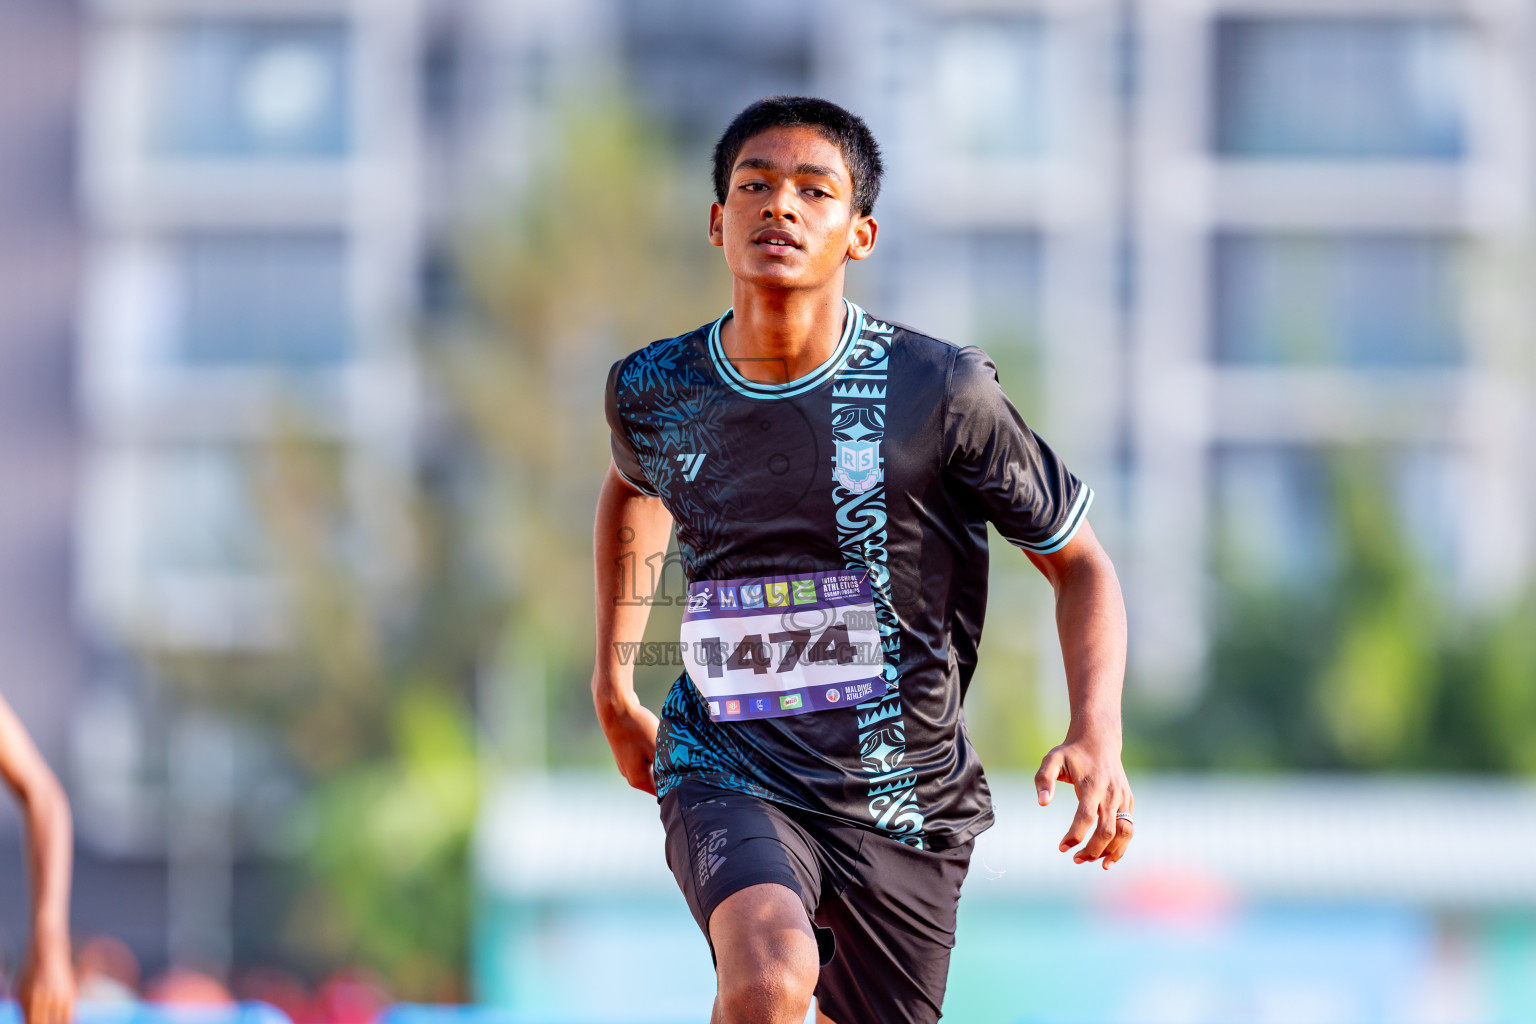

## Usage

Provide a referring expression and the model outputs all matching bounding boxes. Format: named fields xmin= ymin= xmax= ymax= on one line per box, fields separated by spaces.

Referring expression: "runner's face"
xmin=709 ymin=126 xmax=877 ymax=290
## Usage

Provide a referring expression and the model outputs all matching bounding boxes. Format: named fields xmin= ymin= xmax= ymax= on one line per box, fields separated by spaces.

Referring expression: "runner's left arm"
xmin=1026 ymin=526 xmax=1134 ymax=869
xmin=943 ymin=346 xmax=1133 ymax=868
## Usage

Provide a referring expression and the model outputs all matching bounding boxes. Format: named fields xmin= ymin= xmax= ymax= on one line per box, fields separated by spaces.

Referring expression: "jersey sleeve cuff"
xmin=614 ymin=462 xmax=659 ymax=497
xmin=1015 ymin=486 xmax=1093 ymax=555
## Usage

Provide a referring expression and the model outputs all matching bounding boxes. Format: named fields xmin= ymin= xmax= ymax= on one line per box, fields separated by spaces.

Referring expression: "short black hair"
xmin=712 ymin=96 xmax=884 ymax=217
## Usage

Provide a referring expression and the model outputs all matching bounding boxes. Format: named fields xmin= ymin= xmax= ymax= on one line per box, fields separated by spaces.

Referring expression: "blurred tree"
xmin=1131 ymin=449 xmax=1536 ymax=774
xmin=444 ymin=100 xmax=731 ymax=761
xmin=148 ymin=99 xmax=732 ymax=996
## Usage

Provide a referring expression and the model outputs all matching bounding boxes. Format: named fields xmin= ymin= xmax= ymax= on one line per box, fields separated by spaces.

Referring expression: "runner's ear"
xmin=709 ymin=202 xmax=725 ymax=247
xmin=847 ymin=214 xmax=878 ymax=262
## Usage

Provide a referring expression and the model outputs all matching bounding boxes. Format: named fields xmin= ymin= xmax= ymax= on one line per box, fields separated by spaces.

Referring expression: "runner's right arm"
xmin=592 ymin=461 xmax=676 ymax=795
xmin=0 ymin=693 xmax=75 ymax=1024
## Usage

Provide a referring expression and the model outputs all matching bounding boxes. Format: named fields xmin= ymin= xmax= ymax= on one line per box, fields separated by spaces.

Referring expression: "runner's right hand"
xmin=592 ymin=681 xmax=661 ymax=795
xmin=19 ymin=938 xmax=74 ymax=1024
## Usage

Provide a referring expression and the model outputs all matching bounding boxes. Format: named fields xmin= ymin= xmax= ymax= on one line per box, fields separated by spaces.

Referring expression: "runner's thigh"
xmin=660 ymin=779 xmax=835 ymax=965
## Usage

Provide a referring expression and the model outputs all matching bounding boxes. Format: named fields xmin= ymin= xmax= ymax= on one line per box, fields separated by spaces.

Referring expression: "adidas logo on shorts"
xmin=694 ymin=827 xmax=728 ymax=887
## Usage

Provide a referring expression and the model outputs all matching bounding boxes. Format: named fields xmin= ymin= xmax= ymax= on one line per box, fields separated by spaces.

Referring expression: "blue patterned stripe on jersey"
xmin=830 ymin=315 xmax=926 ymax=848
xmin=1017 ymin=486 xmax=1095 ymax=554
xmin=653 ymin=677 xmax=783 ymax=804
xmin=708 ymin=299 xmax=863 ymax=400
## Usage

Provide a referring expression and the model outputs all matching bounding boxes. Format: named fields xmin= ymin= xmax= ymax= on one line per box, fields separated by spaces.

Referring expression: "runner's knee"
xmin=716 ymin=942 xmax=818 ymax=1024
xmin=710 ymin=884 xmax=819 ymax=1023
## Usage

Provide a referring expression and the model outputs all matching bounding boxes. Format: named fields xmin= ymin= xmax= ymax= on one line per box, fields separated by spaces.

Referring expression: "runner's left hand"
xmin=1035 ymin=732 xmax=1134 ymax=869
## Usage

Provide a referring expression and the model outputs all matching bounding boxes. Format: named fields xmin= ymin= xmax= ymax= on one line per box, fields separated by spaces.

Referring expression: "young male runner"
xmin=593 ymin=96 xmax=1132 ymax=1024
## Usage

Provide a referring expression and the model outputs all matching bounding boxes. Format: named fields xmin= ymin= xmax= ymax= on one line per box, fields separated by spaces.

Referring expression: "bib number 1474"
xmin=696 ymin=624 xmax=861 ymax=677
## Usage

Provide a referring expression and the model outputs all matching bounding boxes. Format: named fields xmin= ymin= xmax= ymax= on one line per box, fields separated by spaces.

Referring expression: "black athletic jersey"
xmin=606 ymin=300 xmax=1092 ymax=850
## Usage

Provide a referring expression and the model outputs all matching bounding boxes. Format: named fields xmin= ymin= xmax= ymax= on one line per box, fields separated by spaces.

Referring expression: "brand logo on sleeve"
xmin=675 ymin=452 xmax=708 ymax=482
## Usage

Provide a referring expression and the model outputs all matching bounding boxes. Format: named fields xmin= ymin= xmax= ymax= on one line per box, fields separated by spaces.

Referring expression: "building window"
xmin=933 ymin=18 xmax=1051 ymax=160
xmin=140 ymin=446 xmax=272 ymax=579
xmin=154 ymin=20 xmax=351 ymax=159
xmin=1213 ymin=17 xmax=1467 ymax=160
xmin=136 ymin=443 xmax=352 ymax=581
xmin=970 ymin=233 xmax=1044 ymax=352
xmin=1214 ymin=445 xmax=1461 ymax=590
xmin=176 ymin=233 xmax=351 ymax=368
xmin=1214 ymin=446 xmax=1336 ymax=589
xmin=619 ymin=0 xmax=814 ymax=148
xmin=1212 ymin=234 xmax=1462 ymax=367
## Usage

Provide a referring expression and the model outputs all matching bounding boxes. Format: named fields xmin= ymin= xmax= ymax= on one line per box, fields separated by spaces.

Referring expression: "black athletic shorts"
xmin=660 ymin=779 xmax=973 ymax=1024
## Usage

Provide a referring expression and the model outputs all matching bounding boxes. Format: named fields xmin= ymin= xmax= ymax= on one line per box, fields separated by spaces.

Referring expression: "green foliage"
xmin=291 ymin=687 xmax=478 ymax=999
xmin=277 ymin=99 xmax=728 ymax=988
xmin=957 ymin=527 xmax=1058 ymax=771
xmin=1134 ymin=451 xmax=1536 ymax=774
xmin=444 ymin=99 xmax=730 ymax=765
xmin=141 ymin=100 xmax=731 ymax=995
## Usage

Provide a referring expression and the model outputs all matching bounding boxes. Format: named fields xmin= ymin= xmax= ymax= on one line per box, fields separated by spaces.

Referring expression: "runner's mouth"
xmin=753 ymin=231 xmax=800 ymax=252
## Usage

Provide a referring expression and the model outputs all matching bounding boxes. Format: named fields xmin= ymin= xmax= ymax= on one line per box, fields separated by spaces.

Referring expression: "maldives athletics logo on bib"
xmin=833 ymin=439 xmax=882 ymax=494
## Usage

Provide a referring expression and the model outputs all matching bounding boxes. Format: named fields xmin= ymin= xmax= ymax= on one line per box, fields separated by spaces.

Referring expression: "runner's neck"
xmin=719 ymin=285 xmax=849 ymax=386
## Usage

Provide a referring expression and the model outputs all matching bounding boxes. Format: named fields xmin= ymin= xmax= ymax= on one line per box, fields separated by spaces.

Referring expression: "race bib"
xmin=680 ymin=568 xmax=888 ymax=721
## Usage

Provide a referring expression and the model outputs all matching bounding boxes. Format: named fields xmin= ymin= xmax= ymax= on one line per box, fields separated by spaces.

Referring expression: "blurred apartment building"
xmin=10 ymin=0 xmax=838 ymax=975
xmin=0 ymin=0 xmax=1531 ymax=977
xmin=66 ymin=0 xmax=426 ymax=973
xmin=1126 ymin=0 xmax=1534 ymax=703
xmin=830 ymin=0 xmax=1536 ymax=707
xmin=0 ymin=0 xmax=89 ymax=964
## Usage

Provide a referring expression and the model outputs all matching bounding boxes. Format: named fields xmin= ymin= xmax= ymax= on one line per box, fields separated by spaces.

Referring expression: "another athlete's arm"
xmin=1026 ymin=521 xmax=1134 ymax=869
xmin=0 ymin=694 xmax=75 ymax=1024
xmin=592 ymin=461 xmax=676 ymax=795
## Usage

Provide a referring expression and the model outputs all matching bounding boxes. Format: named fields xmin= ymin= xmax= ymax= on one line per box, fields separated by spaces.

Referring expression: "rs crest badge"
xmin=833 ymin=439 xmax=882 ymax=494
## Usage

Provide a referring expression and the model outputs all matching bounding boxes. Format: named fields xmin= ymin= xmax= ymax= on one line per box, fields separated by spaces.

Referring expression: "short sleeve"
xmin=605 ymin=359 xmax=658 ymax=496
xmin=943 ymin=346 xmax=1092 ymax=554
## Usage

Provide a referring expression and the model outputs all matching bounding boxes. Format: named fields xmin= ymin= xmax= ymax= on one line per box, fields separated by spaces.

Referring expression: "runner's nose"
xmin=762 ymin=183 xmax=798 ymax=223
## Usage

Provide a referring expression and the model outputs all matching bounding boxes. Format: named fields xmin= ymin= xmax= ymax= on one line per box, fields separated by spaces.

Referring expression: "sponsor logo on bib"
xmin=844 ymin=681 xmax=876 ymax=702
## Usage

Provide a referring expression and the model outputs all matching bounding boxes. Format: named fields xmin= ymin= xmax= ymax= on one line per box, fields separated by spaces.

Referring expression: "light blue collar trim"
xmin=707 ymin=298 xmax=864 ymax=400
